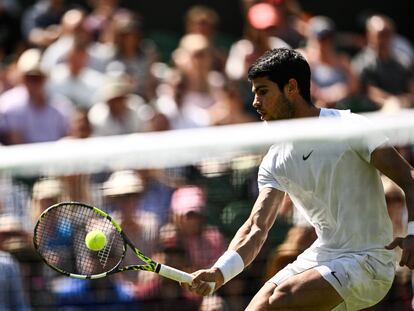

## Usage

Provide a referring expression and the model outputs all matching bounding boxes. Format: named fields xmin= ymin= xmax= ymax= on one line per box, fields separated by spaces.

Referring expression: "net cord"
xmin=1 ymin=110 xmax=413 ymax=176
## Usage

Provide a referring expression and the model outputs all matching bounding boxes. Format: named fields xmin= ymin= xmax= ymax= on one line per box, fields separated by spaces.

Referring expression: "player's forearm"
xmin=371 ymin=148 xmax=414 ymax=221
xmin=210 ymin=188 xmax=281 ymax=286
xmin=403 ymin=182 xmax=414 ymax=222
xmin=227 ymin=188 xmax=281 ymax=266
xmin=391 ymin=167 xmax=414 ymax=223
xmin=389 ymin=167 xmax=414 ymax=221
xmin=228 ymin=219 xmax=269 ymax=266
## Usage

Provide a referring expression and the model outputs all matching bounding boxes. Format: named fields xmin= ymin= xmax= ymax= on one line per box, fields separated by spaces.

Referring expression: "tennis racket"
xmin=33 ymin=202 xmax=214 ymax=291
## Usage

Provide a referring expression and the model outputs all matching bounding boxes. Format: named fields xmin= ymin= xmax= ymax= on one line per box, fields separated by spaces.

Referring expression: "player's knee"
xmin=246 ymin=283 xmax=297 ymax=310
xmin=268 ymin=282 xmax=296 ymax=308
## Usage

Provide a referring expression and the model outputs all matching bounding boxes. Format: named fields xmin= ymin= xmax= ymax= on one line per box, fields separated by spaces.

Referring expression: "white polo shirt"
xmin=258 ymin=108 xmax=394 ymax=262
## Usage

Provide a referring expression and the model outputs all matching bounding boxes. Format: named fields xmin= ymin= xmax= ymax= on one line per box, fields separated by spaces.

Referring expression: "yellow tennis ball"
xmin=85 ymin=230 xmax=107 ymax=251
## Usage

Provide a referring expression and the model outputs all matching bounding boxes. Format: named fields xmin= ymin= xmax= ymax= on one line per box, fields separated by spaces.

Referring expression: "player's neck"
xmin=294 ymin=100 xmax=321 ymax=119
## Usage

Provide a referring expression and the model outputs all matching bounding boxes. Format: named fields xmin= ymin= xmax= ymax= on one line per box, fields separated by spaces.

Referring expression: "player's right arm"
xmin=228 ymin=187 xmax=284 ymax=265
xmin=188 ymin=187 xmax=284 ymax=295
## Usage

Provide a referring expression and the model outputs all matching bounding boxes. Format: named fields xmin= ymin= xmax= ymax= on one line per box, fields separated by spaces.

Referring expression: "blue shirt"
xmin=0 ymin=251 xmax=31 ymax=311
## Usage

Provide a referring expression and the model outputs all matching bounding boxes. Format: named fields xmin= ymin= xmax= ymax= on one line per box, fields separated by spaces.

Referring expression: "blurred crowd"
xmin=0 ymin=0 xmax=414 ymax=310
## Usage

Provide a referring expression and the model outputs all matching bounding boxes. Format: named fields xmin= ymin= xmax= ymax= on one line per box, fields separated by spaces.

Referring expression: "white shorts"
xmin=268 ymin=250 xmax=395 ymax=311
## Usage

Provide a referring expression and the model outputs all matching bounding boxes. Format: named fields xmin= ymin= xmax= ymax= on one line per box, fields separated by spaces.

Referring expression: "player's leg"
xmin=245 ymin=268 xmax=343 ymax=311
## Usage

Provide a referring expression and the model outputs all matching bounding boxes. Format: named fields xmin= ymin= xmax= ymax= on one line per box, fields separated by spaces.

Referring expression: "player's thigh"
xmin=246 ymin=268 xmax=343 ymax=311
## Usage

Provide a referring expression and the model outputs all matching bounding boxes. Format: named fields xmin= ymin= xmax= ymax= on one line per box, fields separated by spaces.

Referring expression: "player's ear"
xmin=285 ymin=79 xmax=298 ymax=95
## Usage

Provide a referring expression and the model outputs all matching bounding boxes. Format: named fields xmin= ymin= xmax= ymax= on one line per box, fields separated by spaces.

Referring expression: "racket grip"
xmin=158 ymin=264 xmax=215 ymax=294
xmin=158 ymin=264 xmax=193 ymax=283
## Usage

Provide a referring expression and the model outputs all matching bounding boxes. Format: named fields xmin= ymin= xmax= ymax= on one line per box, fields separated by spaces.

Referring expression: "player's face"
xmin=251 ymin=76 xmax=294 ymax=121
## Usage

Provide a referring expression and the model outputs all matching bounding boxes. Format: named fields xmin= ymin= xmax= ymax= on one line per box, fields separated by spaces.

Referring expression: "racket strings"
xmin=34 ymin=203 xmax=124 ymax=276
xmin=97 ymin=232 xmax=116 ymax=268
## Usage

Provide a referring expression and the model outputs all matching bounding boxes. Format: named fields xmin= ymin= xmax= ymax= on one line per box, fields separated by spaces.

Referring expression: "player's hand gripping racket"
xmin=33 ymin=202 xmax=214 ymax=292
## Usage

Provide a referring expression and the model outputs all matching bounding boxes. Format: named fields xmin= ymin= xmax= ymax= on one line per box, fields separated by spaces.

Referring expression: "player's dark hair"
xmin=247 ymin=48 xmax=312 ymax=105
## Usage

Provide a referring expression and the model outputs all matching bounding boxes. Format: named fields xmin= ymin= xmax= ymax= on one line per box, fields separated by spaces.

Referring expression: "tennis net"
xmin=0 ymin=109 xmax=413 ymax=310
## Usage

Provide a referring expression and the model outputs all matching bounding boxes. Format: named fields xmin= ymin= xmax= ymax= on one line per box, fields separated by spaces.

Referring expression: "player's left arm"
xmin=371 ymin=146 xmax=414 ymax=268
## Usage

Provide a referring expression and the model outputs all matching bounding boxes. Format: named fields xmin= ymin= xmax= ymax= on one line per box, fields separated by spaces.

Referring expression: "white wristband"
xmin=407 ymin=221 xmax=414 ymax=236
xmin=212 ymin=250 xmax=244 ymax=284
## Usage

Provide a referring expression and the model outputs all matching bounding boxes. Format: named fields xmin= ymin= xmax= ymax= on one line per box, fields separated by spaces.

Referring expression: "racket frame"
xmin=33 ymin=202 xmax=194 ymax=284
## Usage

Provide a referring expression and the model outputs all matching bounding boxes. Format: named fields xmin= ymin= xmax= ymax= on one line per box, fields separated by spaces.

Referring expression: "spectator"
xmin=0 ymin=110 xmax=6 ymax=144
xmin=41 ymin=8 xmax=114 ymax=74
xmin=163 ymin=185 xmax=226 ymax=270
xmin=0 ymin=214 xmax=30 ymax=311
xmin=0 ymin=58 xmax=16 ymax=97
xmin=30 ymin=179 xmax=126 ymax=310
xmin=0 ymin=0 xmax=20 ymax=16
xmin=31 ymin=178 xmax=64 ymax=222
xmin=226 ymin=2 xmax=290 ymax=83
xmin=31 ymin=179 xmax=122 ymax=310
xmin=52 ymin=276 xmax=137 ymax=310
xmin=147 ymin=111 xmax=171 ymax=132
xmin=299 ymin=16 xmax=359 ymax=108
xmin=48 ymin=37 xmax=105 ymax=110
xmin=0 ymin=48 xmax=73 ymax=145
xmin=104 ymin=11 xmax=159 ymax=101
xmin=225 ymin=2 xmax=290 ymax=116
xmin=139 ymin=169 xmax=175 ymax=226
xmin=352 ymin=14 xmax=414 ymax=111
xmin=200 ymin=294 xmax=228 ymax=311
xmin=135 ymin=244 xmax=200 ymax=311
xmin=102 ymin=170 xmax=160 ymax=283
xmin=184 ymin=5 xmax=227 ymax=72
xmin=0 ymin=2 xmax=22 ymax=63
xmin=66 ymin=108 xmax=92 ymax=139
xmin=256 ymin=0 xmax=306 ymax=49
xmin=88 ymin=77 xmax=151 ymax=136
xmin=208 ymin=81 xmax=257 ymax=126
xmin=84 ymin=0 xmax=123 ymax=42
xmin=154 ymin=69 xmax=208 ymax=130
xmin=0 ymin=244 xmax=31 ymax=311
xmin=0 ymin=214 xmax=31 ymax=255
xmin=168 ymin=34 xmax=223 ymax=128
xmin=59 ymin=108 xmax=95 ymax=203
xmin=21 ymin=0 xmax=67 ymax=48
xmin=40 ymin=8 xmax=88 ymax=72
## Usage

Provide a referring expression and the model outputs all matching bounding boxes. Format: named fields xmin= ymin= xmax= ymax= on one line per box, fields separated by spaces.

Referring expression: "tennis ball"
xmin=85 ymin=230 xmax=107 ymax=251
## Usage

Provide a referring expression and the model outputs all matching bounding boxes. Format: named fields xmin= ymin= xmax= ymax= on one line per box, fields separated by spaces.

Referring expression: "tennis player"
xmin=186 ymin=48 xmax=414 ymax=310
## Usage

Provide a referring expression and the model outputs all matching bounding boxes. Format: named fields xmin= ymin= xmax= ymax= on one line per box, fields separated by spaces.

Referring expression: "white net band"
xmin=0 ymin=110 xmax=413 ymax=176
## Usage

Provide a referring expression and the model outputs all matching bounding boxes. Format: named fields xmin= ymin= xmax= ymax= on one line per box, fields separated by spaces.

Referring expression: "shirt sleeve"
xmin=348 ymin=112 xmax=389 ymax=162
xmin=257 ymin=150 xmax=283 ymax=192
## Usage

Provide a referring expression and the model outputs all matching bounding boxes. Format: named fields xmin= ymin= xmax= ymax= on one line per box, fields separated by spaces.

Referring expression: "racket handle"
xmin=158 ymin=264 xmax=193 ymax=283
xmin=158 ymin=264 xmax=215 ymax=294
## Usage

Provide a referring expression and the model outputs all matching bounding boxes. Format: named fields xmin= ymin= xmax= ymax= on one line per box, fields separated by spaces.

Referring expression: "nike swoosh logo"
xmin=302 ymin=151 xmax=313 ymax=161
xmin=331 ymin=271 xmax=342 ymax=286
